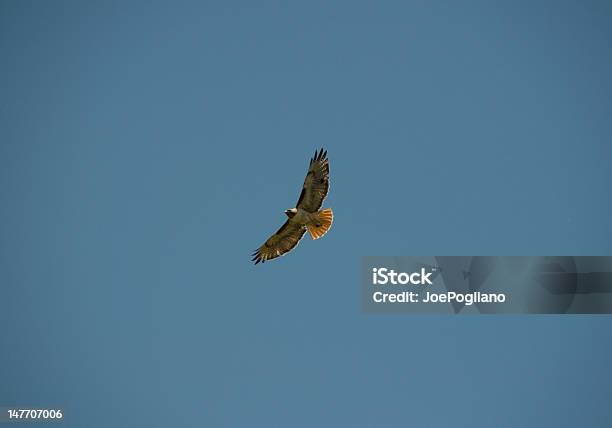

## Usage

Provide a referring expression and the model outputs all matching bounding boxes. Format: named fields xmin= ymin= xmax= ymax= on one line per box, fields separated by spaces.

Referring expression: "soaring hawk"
xmin=252 ymin=149 xmax=333 ymax=264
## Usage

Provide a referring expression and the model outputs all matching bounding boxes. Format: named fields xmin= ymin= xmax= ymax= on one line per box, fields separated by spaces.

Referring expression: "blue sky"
xmin=1 ymin=1 xmax=611 ymax=426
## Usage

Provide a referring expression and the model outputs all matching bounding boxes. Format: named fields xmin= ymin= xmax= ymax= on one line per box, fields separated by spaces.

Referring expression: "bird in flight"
xmin=252 ymin=148 xmax=333 ymax=264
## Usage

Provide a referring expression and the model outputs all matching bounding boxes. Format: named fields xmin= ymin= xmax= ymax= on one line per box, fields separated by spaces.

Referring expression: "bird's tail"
xmin=307 ymin=208 xmax=334 ymax=240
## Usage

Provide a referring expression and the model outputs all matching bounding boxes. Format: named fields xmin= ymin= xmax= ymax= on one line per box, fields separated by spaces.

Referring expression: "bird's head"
xmin=284 ymin=208 xmax=298 ymax=218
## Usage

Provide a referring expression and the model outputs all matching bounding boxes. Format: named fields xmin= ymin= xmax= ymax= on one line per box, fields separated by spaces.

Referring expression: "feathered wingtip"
xmin=251 ymin=248 xmax=265 ymax=265
xmin=309 ymin=148 xmax=327 ymax=165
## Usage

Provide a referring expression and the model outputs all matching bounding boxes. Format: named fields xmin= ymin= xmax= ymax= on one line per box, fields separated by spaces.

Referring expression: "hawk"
xmin=252 ymin=148 xmax=333 ymax=264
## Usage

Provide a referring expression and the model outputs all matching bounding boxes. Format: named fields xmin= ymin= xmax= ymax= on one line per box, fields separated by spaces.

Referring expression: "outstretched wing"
xmin=296 ymin=148 xmax=330 ymax=213
xmin=251 ymin=221 xmax=307 ymax=264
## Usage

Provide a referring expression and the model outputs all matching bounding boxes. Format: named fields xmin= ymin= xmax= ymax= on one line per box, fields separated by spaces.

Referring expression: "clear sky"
xmin=1 ymin=1 xmax=611 ymax=426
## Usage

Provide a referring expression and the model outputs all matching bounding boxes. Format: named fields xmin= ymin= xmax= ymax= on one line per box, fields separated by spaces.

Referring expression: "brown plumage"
xmin=252 ymin=149 xmax=333 ymax=264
